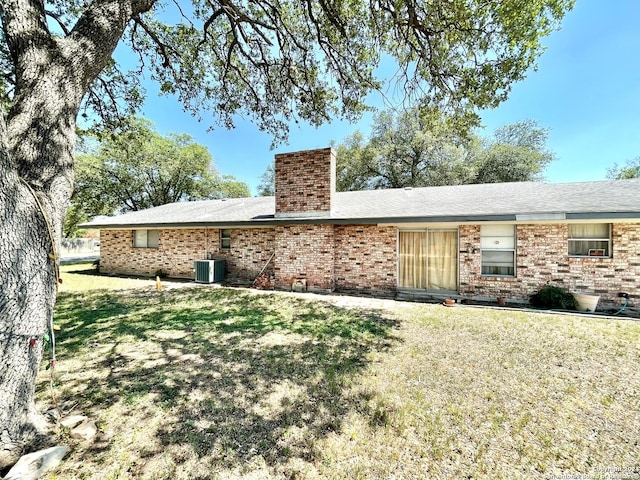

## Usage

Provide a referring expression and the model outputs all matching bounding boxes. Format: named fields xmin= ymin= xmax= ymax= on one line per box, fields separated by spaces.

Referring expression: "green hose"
xmin=613 ymin=298 xmax=628 ymax=316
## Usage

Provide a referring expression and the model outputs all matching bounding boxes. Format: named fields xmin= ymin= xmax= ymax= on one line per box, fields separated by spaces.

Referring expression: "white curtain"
xmin=399 ymin=230 xmax=457 ymax=290
xmin=399 ymin=231 xmax=427 ymax=289
xmin=569 ymin=224 xmax=609 ymax=239
xmin=568 ymin=224 xmax=609 ymax=256
xmin=428 ymin=230 xmax=457 ymax=290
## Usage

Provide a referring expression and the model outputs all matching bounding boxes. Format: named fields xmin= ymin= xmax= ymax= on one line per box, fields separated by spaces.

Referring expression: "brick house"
xmin=85 ymin=147 xmax=640 ymax=306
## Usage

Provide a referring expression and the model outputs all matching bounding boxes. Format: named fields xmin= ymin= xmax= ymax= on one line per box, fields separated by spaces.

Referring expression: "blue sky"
xmin=135 ymin=0 xmax=640 ymax=195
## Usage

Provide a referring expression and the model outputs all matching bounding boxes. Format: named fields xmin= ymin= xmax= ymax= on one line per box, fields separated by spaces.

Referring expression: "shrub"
xmin=530 ymin=285 xmax=577 ymax=310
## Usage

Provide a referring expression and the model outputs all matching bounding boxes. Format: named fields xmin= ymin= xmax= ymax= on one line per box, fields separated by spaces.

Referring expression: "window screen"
xmin=481 ymin=225 xmax=515 ymax=276
xmin=221 ymin=229 xmax=231 ymax=249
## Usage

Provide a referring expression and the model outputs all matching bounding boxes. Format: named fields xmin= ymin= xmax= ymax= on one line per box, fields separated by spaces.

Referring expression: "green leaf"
xmin=65 ymin=116 xmax=251 ymax=233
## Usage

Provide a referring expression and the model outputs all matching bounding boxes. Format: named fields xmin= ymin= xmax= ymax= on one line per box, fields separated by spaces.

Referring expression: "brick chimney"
xmin=274 ymin=147 xmax=336 ymax=218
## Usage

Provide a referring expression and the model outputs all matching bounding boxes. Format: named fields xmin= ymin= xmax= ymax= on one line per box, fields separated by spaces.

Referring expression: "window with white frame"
xmin=481 ymin=225 xmax=515 ymax=276
xmin=220 ymin=229 xmax=231 ymax=249
xmin=568 ymin=223 xmax=611 ymax=257
xmin=133 ymin=229 xmax=159 ymax=248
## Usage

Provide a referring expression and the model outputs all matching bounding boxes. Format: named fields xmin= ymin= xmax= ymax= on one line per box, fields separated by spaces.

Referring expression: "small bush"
xmin=530 ymin=285 xmax=577 ymax=310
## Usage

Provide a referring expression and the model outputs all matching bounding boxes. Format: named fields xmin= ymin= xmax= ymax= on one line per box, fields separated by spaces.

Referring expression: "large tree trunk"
xmin=0 ymin=120 xmax=61 ymax=468
xmin=0 ymin=41 xmax=78 ymax=466
xmin=0 ymin=0 xmax=156 ymax=468
xmin=0 ymin=3 xmax=83 ymax=466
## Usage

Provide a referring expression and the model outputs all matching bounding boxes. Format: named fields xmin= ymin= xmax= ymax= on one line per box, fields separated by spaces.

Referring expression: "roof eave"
xmin=81 ymin=211 xmax=640 ymax=230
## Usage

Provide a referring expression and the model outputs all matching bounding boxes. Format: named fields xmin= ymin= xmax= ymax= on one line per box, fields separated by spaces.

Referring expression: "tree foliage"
xmin=66 ymin=117 xmax=249 ymax=236
xmin=606 ymin=157 xmax=640 ymax=179
xmin=31 ymin=0 xmax=574 ymax=143
xmin=0 ymin=0 xmax=574 ymax=467
xmin=257 ymin=162 xmax=275 ymax=196
xmin=472 ymin=120 xmax=555 ymax=184
xmin=217 ymin=174 xmax=252 ymax=199
xmin=334 ymin=110 xmax=555 ymax=190
xmin=335 ymin=108 xmax=471 ymax=190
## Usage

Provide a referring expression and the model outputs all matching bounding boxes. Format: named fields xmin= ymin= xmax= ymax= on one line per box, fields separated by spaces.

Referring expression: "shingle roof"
xmin=82 ymin=178 xmax=640 ymax=229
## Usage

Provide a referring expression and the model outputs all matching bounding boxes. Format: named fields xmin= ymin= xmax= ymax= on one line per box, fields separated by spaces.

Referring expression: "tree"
xmin=217 ymin=175 xmax=251 ymax=199
xmin=607 ymin=157 xmax=640 ymax=179
xmin=335 ymin=110 xmax=555 ymax=190
xmin=0 ymin=0 xmax=573 ymax=466
xmin=336 ymin=108 xmax=472 ymax=190
xmin=65 ymin=117 xmax=249 ymax=236
xmin=471 ymin=120 xmax=555 ymax=184
xmin=257 ymin=162 xmax=275 ymax=196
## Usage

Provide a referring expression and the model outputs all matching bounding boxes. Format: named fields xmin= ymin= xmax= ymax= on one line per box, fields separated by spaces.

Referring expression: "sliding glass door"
xmin=399 ymin=229 xmax=458 ymax=291
xmin=399 ymin=231 xmax=427 ymax=289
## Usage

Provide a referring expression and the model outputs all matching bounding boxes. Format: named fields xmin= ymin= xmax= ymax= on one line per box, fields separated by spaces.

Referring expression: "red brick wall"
xmin=334 ymin=225 xmax=397 ymax=293
xmin=458 ymin=224 xmax=483 ymax=295
xmin=459 ymin=223 xmax=640 ymax=304
xmin=567 ymin=223 xmax=640 ymax=303
xmin=100 ymin=228 xmax=275 ymax=280
xmin=275 ymin=148 xmax=335 ymax=216
xmin=100 ymin=224 xmax=396 ymax=293
xmin=101 ymin=222 xmax=640 ymax=304
xmin=100 ymin=229 xmax=207 ymax=278
xmin=206 ymin=228 xmax=275 ymax=280
xmin=273 ymin=225 xmax=335 ymax=291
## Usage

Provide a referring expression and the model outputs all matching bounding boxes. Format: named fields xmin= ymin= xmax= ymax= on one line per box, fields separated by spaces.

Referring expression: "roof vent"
xmin=404 ymin=187 xmax=412 ymax=191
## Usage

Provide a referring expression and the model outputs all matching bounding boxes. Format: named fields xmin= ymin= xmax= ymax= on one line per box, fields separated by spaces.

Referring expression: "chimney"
xmin=274 ymin=147 xmax=336 ymax=218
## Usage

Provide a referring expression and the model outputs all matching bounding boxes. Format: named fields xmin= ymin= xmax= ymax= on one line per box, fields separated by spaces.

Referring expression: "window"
xmin=133 ymin=229 xmax=159 ymax=248
xmin=220 ymin=229 xmax=231 ymax=249
xmin=568 ymin=224 xmax=611 ymax=257
xmin=481 ymin=225 xmax=515 ymax=276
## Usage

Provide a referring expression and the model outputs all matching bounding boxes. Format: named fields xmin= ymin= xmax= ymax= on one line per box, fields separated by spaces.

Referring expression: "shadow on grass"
xmin=50 ymin=287 xmax=400 ymax=476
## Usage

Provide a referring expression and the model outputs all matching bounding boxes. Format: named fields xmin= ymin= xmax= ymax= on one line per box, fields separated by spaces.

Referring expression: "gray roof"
xmin=82 ymin=178 xmax=640 ymax=229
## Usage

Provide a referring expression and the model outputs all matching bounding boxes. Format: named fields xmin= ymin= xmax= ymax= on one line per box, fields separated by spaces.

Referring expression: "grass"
xmin=37 ymin=264 xmax=640 ymax=479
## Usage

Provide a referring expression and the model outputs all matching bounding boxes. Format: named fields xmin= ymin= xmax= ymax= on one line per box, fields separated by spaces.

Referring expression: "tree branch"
xmin=68 ymin=0 xmax=157 ymax=88
xmin=44 ymin=9 xmax=71 ymax=36
xmin=0 ymin=0 xmax=53 ymax=77
xmin=132 ymin=14 xmax=178 ymax=69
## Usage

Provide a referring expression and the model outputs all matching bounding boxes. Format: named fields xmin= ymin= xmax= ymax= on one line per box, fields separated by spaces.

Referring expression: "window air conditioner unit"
xmin=194 ymin=259 xmax=225 ymax=283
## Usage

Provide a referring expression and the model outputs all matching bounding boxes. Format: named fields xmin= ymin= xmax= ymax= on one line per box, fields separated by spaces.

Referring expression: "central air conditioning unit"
xmin=194 ymin=259 xmax=225 ymax=283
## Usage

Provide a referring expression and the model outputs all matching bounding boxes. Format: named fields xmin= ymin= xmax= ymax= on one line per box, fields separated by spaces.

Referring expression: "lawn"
xmin=37 ymin=264 xmax=640 ymax=479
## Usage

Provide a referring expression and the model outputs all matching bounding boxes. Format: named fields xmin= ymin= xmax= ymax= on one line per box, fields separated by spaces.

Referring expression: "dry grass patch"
xmin=320 ymin=306 xmax=640 ymax=479
xmin=36 ymin=264 xmax=640 ymax=479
